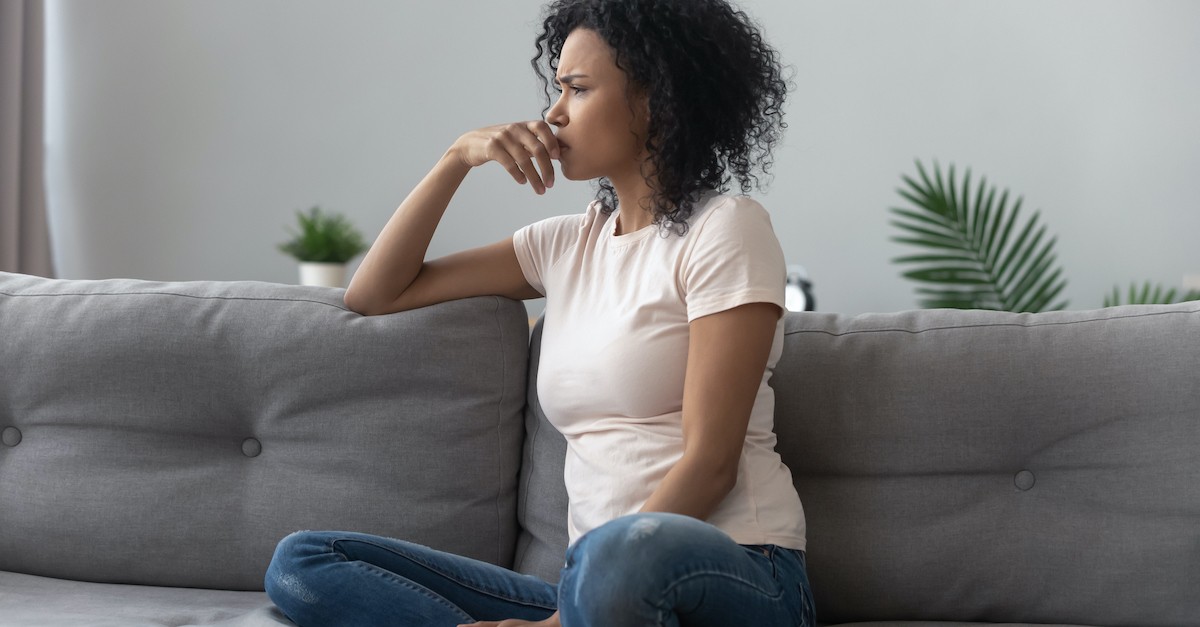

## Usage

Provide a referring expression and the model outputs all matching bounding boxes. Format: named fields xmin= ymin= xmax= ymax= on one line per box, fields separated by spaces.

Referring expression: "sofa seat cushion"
xmin=0 ymin=570 xmax=294 ymax=626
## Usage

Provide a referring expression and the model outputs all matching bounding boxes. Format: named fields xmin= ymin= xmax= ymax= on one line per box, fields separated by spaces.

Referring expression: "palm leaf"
xmin=891 ymin=159 xmax=1069 ymax=312
xmin=1103 ymin=281 xmax=1200 ymax=307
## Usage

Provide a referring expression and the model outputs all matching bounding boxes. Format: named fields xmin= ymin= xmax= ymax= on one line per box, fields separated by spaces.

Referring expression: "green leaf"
xmin=994 ymin=207 xmax=1037 ymax=292
xmin=892 ymin=237 xmax=967 ymax=251
xmin=903 ymin=267 xmax=991 ymax=284
xmin=1014 ymin=265 xmax=1063 ymax=313
xmin=971 ymin=177 xmax=991 ymax=248
xmin=1025 ymin=275 xmax=1069 ymax=313
xmin=914 ymin=287 xmax=1004 ymax=310
xmin=1104 ymin=286 xmax=1119 ymax=308
xmin=983 ymin=189 xmax=1013 ymax=269
xmin=891 ymin=160 xmax=1069 ymax=312
xmin=890 ymin=207 xmax=957 ymax=234
xmin=946 ymin=163 xmax=961 ymax=227
xmin=931 ymin=161 xmax=954 ymax=220
xmin=277 ymin=205 xmax=368 ymax=263
xmin=1136 ymin=281 xmax=1149 ymax=304
xmin=896 ymin=186 xmax=937 ymax=212
xmin=889 ymin=221 xmax=963 ymax=245
xmin=1005 ymin=236 xmax=1055 ymax=309
xmin=958 ymin=167 xmax=972 ymax=237
xmin=1105 ymin=282 xmax=1200 ymax=306
xmin=892 ymin=253 xmax=979 ymax=264
xmin=914 ymin=160 xmax=938 ymax=206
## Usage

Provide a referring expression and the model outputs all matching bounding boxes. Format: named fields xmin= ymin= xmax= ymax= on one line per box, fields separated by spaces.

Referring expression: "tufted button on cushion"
xmin=2 ymin=426 xmax=21 ymax=447
xmin=1014 ymin=469 xmax=1036 ymax=491
xmin=241 ymin=438 xmax=262 ymax=458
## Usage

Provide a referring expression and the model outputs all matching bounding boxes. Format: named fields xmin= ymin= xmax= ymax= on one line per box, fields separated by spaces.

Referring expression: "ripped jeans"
xmin=265 ymin=512 xmax=816 ymax=627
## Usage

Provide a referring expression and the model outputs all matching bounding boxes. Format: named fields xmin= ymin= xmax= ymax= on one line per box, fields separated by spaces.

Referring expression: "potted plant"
xmin=277 ymin=206 xmax=368 ymax=287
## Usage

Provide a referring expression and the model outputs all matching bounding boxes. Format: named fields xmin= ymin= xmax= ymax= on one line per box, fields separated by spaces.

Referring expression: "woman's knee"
xmin=561 ymin=513 xmax=722 ymax=602
xmin=264 ymin=531 xmax=337 ymax=609
xmin=572 ymin=513 xmax=720 ymax=564
xmin=268 ymin=530 xmax=326 ymax=569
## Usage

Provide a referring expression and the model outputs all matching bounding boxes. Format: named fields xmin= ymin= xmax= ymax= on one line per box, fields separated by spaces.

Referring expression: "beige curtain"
xmin=0 ymin=0 xmax=54 ymax=277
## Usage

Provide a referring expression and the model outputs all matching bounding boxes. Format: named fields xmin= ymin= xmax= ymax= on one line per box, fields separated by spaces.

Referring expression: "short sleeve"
xmin=681 ymin=197 xmax=786 ymax=321
xmin=512 ymin=213 xmax=585 ymax=296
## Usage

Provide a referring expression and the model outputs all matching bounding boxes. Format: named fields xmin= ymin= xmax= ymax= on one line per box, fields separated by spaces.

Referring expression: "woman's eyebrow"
xmin=554 ymin=73 xmax=590 ymax=85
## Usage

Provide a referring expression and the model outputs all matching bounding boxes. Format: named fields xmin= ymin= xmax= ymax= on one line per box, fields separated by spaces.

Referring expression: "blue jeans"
xmin=265 ymin=512 xmax=816 ymax=627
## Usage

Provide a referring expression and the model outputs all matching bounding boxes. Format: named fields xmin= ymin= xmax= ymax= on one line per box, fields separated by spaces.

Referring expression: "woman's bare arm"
xmin=344 ymin=122 xmax=560 ymax=316
xmin=639 ymin=302 xmax=782 ymax=518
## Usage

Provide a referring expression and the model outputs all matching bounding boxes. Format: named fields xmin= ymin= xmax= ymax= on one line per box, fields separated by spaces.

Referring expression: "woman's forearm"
xmin=344 ymin=148 xmax=471 ymax=315
xmin=638 ymin=454 xmax=736 ymax=521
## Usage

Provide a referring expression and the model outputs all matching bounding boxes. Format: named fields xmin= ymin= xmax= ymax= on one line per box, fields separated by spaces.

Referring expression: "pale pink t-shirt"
xmin=512 ymin=190 xmax=806 ymax=550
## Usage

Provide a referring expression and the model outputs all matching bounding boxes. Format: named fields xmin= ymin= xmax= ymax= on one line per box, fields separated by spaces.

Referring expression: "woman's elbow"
xmin=687 ymin=451 xmax=740 ymax=497
xmin=343 ymin=288 xmax=391 ymax=316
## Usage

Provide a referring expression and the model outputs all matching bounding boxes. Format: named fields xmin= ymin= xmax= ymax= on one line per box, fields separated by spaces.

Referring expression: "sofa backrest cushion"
xmin=517 ymin=303 xmax=1199 ymax=626
xmin=513 ymin=319 xmax=569 ymax=582
xmin=0 ymin=274 xmax=529 ymax=591
xmin=775 ymin=304 xmax=1199 ymax=626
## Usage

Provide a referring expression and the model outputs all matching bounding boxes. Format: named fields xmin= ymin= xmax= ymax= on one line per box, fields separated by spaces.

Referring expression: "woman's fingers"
xmin=465 ymin=122 xmax=559 ymax=195
xmin=527 ymin=121 xmax=561 ymax=160
xmin=500 ymin=126 xmax=555 ymax=195
xmin=489 ymin=145 xmax=527 ymax=186
xmin=526 ymin=121 xmax=560 ymax=188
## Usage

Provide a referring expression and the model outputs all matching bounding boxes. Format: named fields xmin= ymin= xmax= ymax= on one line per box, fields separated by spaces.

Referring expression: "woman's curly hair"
xmin=532 ymin=0 xmax=791 ymax=235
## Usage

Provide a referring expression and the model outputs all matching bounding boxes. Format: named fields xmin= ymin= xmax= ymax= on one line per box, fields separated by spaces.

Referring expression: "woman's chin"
xmin=558 ymin=164 xmax=588 ymax=182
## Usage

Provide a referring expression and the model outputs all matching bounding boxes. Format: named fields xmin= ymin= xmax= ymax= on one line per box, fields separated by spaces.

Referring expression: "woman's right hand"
xmin=451 ymin=121 xmax=562 ymax=195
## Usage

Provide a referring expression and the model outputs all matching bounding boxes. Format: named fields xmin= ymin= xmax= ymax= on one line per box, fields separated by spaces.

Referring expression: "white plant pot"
xmin=298 ymin=262 xmax=346 ymax=288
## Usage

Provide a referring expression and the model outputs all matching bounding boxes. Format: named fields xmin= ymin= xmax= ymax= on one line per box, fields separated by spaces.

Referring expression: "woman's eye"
xmin=553 ymin=85 xmax=585 ymax=96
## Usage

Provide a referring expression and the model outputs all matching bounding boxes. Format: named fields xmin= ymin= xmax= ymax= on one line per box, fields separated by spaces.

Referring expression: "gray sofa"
xmin=0 ymin=271 xmax=1196 ymax=627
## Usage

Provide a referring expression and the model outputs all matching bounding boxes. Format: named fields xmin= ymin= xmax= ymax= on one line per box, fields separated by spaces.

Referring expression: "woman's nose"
xmin=546 ymin=96 xmax=567 ymax=127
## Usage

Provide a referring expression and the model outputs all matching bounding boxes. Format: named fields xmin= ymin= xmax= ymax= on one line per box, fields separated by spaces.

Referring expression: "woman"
xmin=265 ymin=0 xmax=813 ymax=625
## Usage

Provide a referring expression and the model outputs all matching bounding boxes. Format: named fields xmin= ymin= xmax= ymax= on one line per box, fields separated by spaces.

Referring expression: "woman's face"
xmin=546 ymin=28 xmax=649 ymax=182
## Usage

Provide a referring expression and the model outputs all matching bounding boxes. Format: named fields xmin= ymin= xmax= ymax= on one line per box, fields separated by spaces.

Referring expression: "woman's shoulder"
xmin=688 ymin=191 xmax=775 ymax=236
xmin=524 ymin=199 xmax=606 ymax=235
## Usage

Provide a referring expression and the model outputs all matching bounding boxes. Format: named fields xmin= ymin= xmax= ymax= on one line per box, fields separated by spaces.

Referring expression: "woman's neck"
xmin=610 ymin=168 xmax=657 ymax=235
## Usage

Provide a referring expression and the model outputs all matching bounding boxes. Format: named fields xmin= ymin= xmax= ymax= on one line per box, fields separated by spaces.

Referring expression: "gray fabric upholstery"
xmin=513 ymin=318 xmax=569 ymax=583
xmin=0 ymin=571 xmax=288 ymax=626
xmin=5 ymin=270 xmax=1197 ymax=627
xmin=516 ymin=304 xmax=1200 ymax=627
xmin=0 ymin=273 xmax=528 ymax=591
xmin=775 ymin=305 xmax=1200 ymax=626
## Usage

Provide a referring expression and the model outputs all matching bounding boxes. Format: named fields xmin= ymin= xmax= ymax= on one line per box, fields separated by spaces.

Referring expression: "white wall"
xmin=45 ymin=0 xmax=1200 ymax=315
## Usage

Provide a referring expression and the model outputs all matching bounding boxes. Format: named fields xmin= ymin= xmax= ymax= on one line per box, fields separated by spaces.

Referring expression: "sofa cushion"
xmin=0 ymin=274 xmax=529 ymax=591
xmin=513 ymin=318 xmax=570 ymax=583
xmin=516 ymin=304 xmax=1199 ymax=626
xmin=775 ymin=304 xmax=1199 ymax=626
xmin=0 ymin=570 xmax=290 ymax=626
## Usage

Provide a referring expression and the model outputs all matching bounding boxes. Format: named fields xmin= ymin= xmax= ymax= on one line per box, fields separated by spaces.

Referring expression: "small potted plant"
xmin=277 ymin=205 xmax=368 ymax=287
